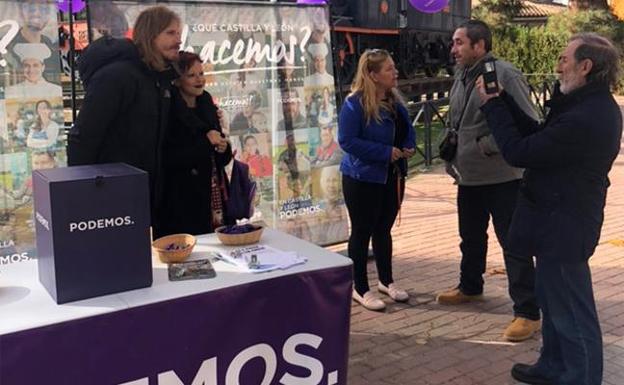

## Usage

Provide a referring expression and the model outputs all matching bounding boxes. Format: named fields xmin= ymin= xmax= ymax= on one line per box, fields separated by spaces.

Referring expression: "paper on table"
xmin=216 ymin=244 xmax=307 ymax=273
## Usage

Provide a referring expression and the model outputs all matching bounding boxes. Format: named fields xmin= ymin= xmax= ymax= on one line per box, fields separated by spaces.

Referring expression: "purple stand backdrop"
xmin=0 ymin=266 xmax=352 ymax=385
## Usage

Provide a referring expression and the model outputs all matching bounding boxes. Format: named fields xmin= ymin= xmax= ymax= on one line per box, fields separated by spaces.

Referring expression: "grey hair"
xmin=570 ymin=33 xmax=620 ymax=89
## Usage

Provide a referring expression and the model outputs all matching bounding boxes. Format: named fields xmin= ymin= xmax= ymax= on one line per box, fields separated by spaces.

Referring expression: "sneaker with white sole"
xmin=378 ymin=282 xmax=409 ymax=302
xmin=352 ymin=290 xmax=386 ymax=311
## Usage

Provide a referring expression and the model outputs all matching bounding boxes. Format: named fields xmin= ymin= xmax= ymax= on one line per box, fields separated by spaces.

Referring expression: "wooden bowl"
xmin=215 ymin=225 xmax=263 ymax=246
xmin=152 ymin=233 xmax=196 ymax=263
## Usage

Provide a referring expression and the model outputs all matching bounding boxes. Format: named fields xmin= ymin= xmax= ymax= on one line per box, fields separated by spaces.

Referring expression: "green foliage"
xmin=547 ymin=9 xmax=624 ymax=43
xmin=492 ymin=26 xmax=567 ymax=83
xmin=481 ymin=9 xmax=624 ymax=92
xmin=473 ymin=0 xmax=523 ymax=23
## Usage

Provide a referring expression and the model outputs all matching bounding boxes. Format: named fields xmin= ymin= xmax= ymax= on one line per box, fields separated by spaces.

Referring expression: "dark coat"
xmin=157 ymin=89 xmax=233 ymax=237
xmin=67 ymin=37 xmax=177 ymax=223
xmin=481 ymin=82 xmax=622 ymax=263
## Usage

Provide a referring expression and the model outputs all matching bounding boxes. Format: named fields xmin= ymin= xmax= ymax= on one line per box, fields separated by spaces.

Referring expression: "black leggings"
xmin=342 ymin=173 xmax=404 ymax=296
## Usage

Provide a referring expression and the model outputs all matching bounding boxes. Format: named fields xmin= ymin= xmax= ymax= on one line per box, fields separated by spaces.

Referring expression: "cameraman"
xmin=477 ymin=33 xmax=622 ymax=385
xmin=437 ymin=20 xmax=541 ymax=343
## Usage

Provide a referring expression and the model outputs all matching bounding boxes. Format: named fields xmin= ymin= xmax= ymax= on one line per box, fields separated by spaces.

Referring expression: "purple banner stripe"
xmin=0 ymin=266 xmax=352 ymax=385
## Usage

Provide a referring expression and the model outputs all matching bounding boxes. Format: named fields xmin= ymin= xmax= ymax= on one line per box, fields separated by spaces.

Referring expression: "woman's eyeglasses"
xmin=365 ymin=49 xmax=387 ymax=57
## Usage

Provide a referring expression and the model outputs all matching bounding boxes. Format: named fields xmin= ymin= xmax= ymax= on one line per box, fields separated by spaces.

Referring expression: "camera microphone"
xmin=483 ymin=58 xmax=499 ymax=94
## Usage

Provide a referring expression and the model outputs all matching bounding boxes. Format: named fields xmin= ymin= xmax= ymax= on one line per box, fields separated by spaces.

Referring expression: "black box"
xmin=33 ymin=163 xmax=152 ymax=304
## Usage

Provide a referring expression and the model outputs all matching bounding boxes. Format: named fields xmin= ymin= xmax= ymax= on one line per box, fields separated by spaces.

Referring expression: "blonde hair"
xmin=133 ymin=6 xmax=180 ymax=71
xmin=349 ymin=49 xmax=404 ymax=123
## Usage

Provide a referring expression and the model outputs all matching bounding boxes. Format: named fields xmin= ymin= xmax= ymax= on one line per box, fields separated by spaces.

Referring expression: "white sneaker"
xmin=352 ymin=290 xmax=386 ymax=311
xmin=378 ymin=282 xmax=409 ymax=302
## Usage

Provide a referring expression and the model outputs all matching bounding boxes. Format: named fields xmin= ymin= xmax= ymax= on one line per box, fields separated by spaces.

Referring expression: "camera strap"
xmin=452 ymin=79 xmax=477 ymax=132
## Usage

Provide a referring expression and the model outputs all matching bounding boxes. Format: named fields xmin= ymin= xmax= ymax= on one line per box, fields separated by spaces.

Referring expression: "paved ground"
xmin=329 ymin=102 xmax=624 ymax=384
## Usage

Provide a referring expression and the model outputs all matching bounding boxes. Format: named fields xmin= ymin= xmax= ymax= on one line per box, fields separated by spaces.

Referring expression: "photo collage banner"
xmin=0 ymin=0 xmax=66 ymax=265
xmin=93 ymin=1 xmax=348 ymax=246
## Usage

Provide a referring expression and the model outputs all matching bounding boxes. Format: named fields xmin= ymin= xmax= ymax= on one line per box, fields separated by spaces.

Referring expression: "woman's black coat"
xmin=157 ymin=88 xmax=232 ymax=237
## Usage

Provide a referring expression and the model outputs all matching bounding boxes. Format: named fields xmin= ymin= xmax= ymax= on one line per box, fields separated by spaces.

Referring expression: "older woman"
xmin=159 ymin=51 xmax=232 ymax=237
xmin=338 ymin=49 xmax=416 ymax=311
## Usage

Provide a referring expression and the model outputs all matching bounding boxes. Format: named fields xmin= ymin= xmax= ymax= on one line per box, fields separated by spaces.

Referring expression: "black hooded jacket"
xmin=68 ymin=37 xmax=177 ymax=223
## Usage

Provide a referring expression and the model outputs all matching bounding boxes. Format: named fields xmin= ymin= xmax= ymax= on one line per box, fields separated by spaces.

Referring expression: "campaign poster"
xmin=0 ymin=0 xmax=66 ymax=265
xmin=91 ymin=1 xmax=347 ymax=245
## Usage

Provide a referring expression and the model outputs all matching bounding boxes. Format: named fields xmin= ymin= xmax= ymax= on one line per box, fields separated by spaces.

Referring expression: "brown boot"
xmin=436 ymin=288 xmax=483 ymax=305
xmin=503 ymin=317 xmax=541 ymax=342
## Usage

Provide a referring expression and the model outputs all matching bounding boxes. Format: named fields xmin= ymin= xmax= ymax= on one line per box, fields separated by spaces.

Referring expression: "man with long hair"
xmin=68 ymin=6 xmax=182 ymax=230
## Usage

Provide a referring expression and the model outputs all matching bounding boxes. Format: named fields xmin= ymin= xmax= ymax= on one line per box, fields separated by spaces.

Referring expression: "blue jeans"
xmin=457 ymin=180 xmax=540 ymax=320
xmin=534 ymin=258 xmax=602 ymax=385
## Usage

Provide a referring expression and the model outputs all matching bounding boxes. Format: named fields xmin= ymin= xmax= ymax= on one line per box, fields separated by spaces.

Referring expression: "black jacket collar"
xmin=171 ymin=88 xmax=215 ymax=133
xmin=156 ymin=66 xmax=179 ymax=84
xmin=546 ymin=81 xmax=610 ymax=111
xmin=78 ymin=36 xmax=179 ymax=88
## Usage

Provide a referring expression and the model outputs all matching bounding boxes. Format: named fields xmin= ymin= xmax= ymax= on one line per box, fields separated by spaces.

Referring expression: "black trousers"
xmin=343 ymin=173 xmax=404 ymax=296
xmin=457 ymin=180 xmax=540 ymax=320
xmin=533 ymin=259 xmax=602 ymax=385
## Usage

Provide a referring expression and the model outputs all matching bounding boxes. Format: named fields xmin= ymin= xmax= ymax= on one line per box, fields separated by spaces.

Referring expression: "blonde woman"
xmin=338 ymin=49 xmax=416 ymax=311
xmin=68 ymin=6 xmax=182 ymax=233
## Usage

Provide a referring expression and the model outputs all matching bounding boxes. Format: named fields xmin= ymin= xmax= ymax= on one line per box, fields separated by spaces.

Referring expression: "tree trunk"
xmin=568 ymin=0 xmax=609 ymax=10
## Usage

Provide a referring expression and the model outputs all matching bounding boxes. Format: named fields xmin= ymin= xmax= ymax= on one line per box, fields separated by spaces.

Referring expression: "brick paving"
xmin=330 ymin=101 xmax=624 ymax=384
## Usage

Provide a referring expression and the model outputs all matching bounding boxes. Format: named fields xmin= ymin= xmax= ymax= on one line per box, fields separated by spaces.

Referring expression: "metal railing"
xmin=408 ymin=97 xmax=449 ymax=167
xmin=527 ymin=75 xmax=557 ymax=118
